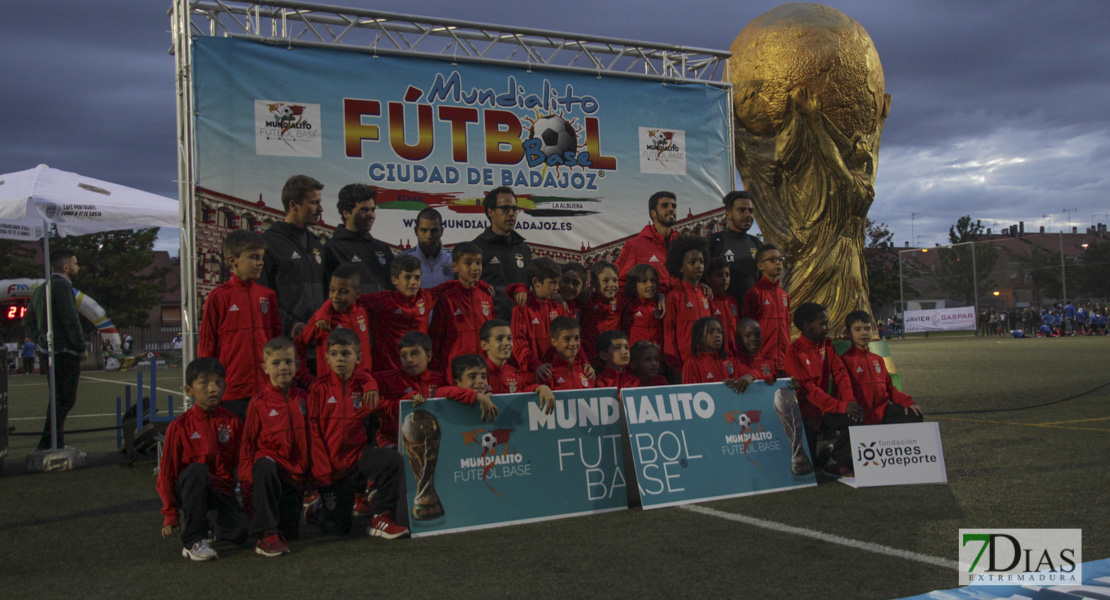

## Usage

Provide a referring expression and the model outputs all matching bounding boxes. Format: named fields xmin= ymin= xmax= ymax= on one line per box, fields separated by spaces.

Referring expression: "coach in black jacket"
xmin=260 ymin=174 xmax=326 ymax=338
xmin=323 ymin=183 xmax=394 ymax=294
xmin=708 ymin=191 xmax=761 ymax=307
xmin=473 ymin=186 xmax=532 ymax=321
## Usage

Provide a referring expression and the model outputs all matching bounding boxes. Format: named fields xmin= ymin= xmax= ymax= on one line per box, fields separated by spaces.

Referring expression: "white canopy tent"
xmin=0 ymin=164 xmax=178 ymax=455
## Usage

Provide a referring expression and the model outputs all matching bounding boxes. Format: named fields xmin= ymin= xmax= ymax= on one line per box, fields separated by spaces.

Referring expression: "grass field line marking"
xmin=81 ymin=375 xmax=180 ymax=397
xmin=680 ymin=504 xmax=960 ymax=571
xmin=9 ymin=412 xmax=118 ymax=421
xmin=1038 ymin=416 xmax=1110 ymax=425
xmin=933 ymin=416 xmax=1110 ymax=432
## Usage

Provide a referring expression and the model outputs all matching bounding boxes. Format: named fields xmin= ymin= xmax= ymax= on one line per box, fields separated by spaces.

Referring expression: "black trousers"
xmin=319 ymin=446 xmax=403 ymax=534
xmin=882 ymin=403 xmax=925 ymax=424
xmin=176 ymin=463 xmax=248 ymax=548
xmin=38 ymin=352 xmax=80 ymax=449
xmin=250 ymin=458 xmax=304 ymax=539
xmin=808 ymin=412 xmax=855 ymax=467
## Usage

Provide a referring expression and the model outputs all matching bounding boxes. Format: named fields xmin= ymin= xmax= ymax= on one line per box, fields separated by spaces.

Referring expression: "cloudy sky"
xmin=3 ymin=0 xmax=1107 ymax=254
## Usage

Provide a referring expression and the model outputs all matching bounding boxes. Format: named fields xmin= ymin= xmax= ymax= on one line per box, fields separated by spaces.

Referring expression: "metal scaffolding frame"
xmin=171 ymin=0 xmax=735 ymax=363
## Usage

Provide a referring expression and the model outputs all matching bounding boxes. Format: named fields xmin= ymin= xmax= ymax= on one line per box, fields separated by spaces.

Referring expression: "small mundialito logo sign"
xmin=959 ymin=529 xmax=1081 ymax=586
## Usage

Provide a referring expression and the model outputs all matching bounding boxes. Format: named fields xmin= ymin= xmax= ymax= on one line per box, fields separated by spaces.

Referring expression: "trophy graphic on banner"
xmin=402 ymin=410 xmax=445 ymax=520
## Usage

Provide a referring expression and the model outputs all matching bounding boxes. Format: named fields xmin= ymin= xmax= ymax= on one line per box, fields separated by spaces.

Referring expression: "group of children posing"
xmin=158 ymin=227 xmax=924 ymax=561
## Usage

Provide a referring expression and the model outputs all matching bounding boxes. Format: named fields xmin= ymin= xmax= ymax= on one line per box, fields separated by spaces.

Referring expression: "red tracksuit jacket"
xmin=580 ymin=296 xmax=623 ymax=366
xmin=784 ymin=336 xmax=857 ymax=427
xmin=198 ymin=275 xmax=282 ymax=400
xmin=428 ymin=280 xmax=494 ymax=372
xmin=742 ymin=277 xmax=791 ymax=372
xmin=548 ymin=356 xmax=593 ymax=391
xmin=295 ymin=300 xmax=374 ymax=379
xmin=239 ymin=384 xmax=312 ymax=488
xmin=485 ymin=357 xmax=534 ymax=394
xmin=359 ymin=289 xmax=432 ymax=373
xmin=594 ymin=368 xmax=640 ymax=389
xmin=840 ymin=346 xmax=914 ymax=424
xmin=509 ymin=287 xmax=574 ymax=372
xmin=615 ymin=224 xmax=679 ymax=294
xmin=307 ymin=370 xmax=379 ymax=486
xmin=372 ymin=369 xmax=476 ymax=446
xmin=157 ymin=404 xmax=242 ymax=527
xmin=682 ymin=352 xmax=742 ymax=384
xmin=734 ymin=353 xmax=779 ymax=384
xmin=709 ymin=295 xmax=741 ymax=357
xmin=663 ymin=280 xmax=712 ymax=369
xmin=622 ymin=296 xmax=664 ymax=348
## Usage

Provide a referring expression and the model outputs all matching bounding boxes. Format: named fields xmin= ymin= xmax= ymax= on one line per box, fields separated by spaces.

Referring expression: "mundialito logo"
xmin=959 ymin=529 xmax=1081 ymax=585
xmin=255 ymin=100 xmax=322 ymax=157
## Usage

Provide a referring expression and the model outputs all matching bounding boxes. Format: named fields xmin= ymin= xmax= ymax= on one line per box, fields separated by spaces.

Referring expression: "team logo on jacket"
xmin=352 ymin=393 xmax=363 ymax=410
xmin=312 ymin=249 xmax=322 ymax=264
xmin=872 ymin=360 xmax=881 ymax=374
xmin=481 ymin=300 xmax=491 ymax=316
xmin=357 ymin=314 xmax=367 ymax=332
xmin=702 ymin=298 xmax=709 ymax=309
xmin=749 ymin=247 xmax=758 ymax=258
xmin=580 ymin=375 xmax=590 ymax=387
xmin=726 ymin=362 xmax=735 ymax=375
xmin=782 ymin=296 xmax=788 ymax=307
xmin=217 ymin=424 xmax=231 ymax=444
xmin=417 ymin=299 xmax=426 ymax=315
xmin=515 ymin=253 xmax=524 ymax=268
xmin=259 ymin=297 xmax=270 ymax=314
xmin=506 ymin=378 xmax=519 ymax=393
xmin=375 ymin=251 xmax=386 ymax=265
xmin=761 ymin=364 xmax=772 ymax=377
xmin=428 ymin=385 xmax=438 ymax=397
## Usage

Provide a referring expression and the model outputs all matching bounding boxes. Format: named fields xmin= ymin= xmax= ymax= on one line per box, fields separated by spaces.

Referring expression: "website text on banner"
xmin=620 ymin=380 xmax=815 ymax=509
xmin=191 ymin=37 xmax=732 ymax=250
xmin=904 ymin=307 xmax=977 ymax=333
xmin=399 ymin=388 xmax=627 ymax=538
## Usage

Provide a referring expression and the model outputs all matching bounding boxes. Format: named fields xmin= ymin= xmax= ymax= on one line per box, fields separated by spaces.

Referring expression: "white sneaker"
xmin=182 ymin=539 xmax=219 ymax=561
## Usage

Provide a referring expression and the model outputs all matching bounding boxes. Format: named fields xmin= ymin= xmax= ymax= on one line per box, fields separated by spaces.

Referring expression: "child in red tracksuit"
xmin=622 ymin=264 xmax=664 ymax=349
xmin=427 ymin=242 xmax=495 ymax=372
xmin=630 ymin=340 xmax=668 ymax=387
xmin=198 ymin=230 xmax=283 ymax=420
xmin=594 ymin=330 xmax=639 ymax=389
xmin=682 ymin=317 xmax=741 ymax=384
xmin=580 ymin=261 xmax=622 ymax=368
xmin=559 ymin=261 xmax=588 ymax=322
xmin=509 ymin=257 xmax=574 ymax=382
xmin=240 ymin=337 xmax=312 ymax=557
xmin=477 ymin=319 xmax=555 ymax=407
xmin=743 ymin=244 xmax=790 ymax=373
xmin=663 ymin=235 xmax=712 ymax=374
xmin=785 ymin=302 xmax=862 ymax=477
xmin=296 ymin=264 xmax=373 ymax=381
xmin=372 ymin=331 xmax=478 ymax=447
xmin=307 ymin=328 xmax=407 ymax=539
xmin=705 ymin=257 xmax=740 ymax=357
xmin=359 ymin=254 xmax=433 ymax=373
xmin=157 ymin=358 xmax=248 ymax=561
xmin=842 ymin=311 xmax=924 ymax=425
xmin=547 ymin=317 xmax=593 ymax=391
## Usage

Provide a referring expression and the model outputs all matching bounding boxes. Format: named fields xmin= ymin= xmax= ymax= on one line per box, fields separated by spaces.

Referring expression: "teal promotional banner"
xmin=192 ymin=37 xmax=731 ymax=251
xmin=620 ymin=381 xmax=816 ymax=509
xmin=399 ymin=387 xmax=628 ymax=537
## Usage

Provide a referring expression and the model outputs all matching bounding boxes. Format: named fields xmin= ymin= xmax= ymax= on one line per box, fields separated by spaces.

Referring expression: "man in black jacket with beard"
xmin=708 ymin=191 xmax=762 ymax=307
xmin=323 ymin=184 xmax=394 ymax=294
xmin=260 ymin=174 xmax=326 ymax=339
xmin=472 ymin=186 xmax=532 ymax=321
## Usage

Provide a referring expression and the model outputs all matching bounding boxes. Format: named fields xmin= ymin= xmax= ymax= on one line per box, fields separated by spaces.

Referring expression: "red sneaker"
xmin=368 ymin=512 xmax=409 ymax=540
xmin=352 ymin=490 xmax=376 ymax=518
xmin=255 ymin=532 xmax=291 ymax=557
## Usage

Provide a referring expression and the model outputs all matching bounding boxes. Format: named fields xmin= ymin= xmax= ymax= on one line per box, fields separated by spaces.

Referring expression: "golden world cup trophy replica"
xmin=402 ymin=410 xmax=445 ymax=520
xmin=730 ymin=3 xmax=891 ymax=332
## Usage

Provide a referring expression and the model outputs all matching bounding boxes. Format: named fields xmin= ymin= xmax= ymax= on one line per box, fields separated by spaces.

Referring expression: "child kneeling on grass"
xmin=157 ymin=357 xmax=249 ymax=561
xmin=841 ymin=311 xmax=924 ymax=425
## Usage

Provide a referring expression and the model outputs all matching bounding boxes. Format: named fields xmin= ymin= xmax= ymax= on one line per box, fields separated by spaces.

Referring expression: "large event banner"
xmin=192 ymin=37 xmax=732 ymax=250
xmin=904 ymin=306 xmax=977 ymax=333
xmin=620 ymin=380 xmax=815 ymax=509
xmin=398 ymin=388 xmax=628 ymax=537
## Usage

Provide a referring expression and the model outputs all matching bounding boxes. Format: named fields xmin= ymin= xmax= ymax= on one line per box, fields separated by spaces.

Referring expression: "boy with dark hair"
xmin=477 ymin=320 xmax=556 ymax=411
xmin=307 ymin=328 xmax=408 ymax=539
xmin=509 ymin=257 xmax=574 ymax=381
xmin=157 ymin=358 xmax=248 ymax=561
xmin=296 ymin=263 xmax=372 ymax=382
xmin=427 ymin=242 xmax=495 ymax=372
xmin=784 ymin=302 xmax=861 ymax=477
xmin=630 ymin=340 xmax=668 ymax=387
xmin=359 ymin=254 xmax=434 ymax=372
xmin=547 ymin=317 xmax=592 ymax=390
xmin=705 ymin=256 xmax=740 ymax=357
xmin=663 ymin=234 xmax=712 ymax=372
xmin=199 ymin=230 xmax=283 ymax=419
xmin=742 ymin=243 xmax=790 ymax=372
xmin=594 ymin=330 xmax=639 ymax=389
xmin=240 ymin=337 xmax=312 ymax=556
xmin=841 ymin=311 xmax=924 ymax=425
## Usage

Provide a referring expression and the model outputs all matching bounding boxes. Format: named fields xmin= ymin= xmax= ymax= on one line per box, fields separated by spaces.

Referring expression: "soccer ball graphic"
xmin=480 ymin=431 xmax=499 ymax=452
xmin=651 ymin=130 xmax=669 ymax=147
xmin=528 ymin=115 xmax=577 ymax=158
xmin=278 ymin=105 xmax=294 ymax=119
xmin=735 ymin=413 xmax=752 ymax=430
